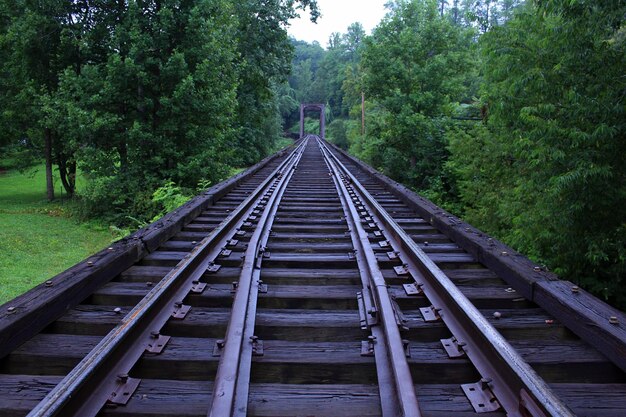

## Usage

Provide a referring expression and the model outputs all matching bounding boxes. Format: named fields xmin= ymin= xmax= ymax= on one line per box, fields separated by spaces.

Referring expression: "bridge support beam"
xmin=300 ymin=103 xmax=325 ymax=139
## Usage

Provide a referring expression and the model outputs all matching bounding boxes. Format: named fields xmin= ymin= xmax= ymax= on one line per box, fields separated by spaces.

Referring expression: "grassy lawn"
xmin=0 ymin=141 xmax=294 ymax=306
xmin=0 ymin=165 xmax=116 ymax=305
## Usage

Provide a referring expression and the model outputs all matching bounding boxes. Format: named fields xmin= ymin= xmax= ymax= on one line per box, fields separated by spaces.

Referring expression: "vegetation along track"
xmin=1 ymin=136 xmax=625 ymax=417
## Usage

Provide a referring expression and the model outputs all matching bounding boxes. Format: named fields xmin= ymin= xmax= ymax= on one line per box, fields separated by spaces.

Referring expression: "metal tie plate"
xmin=206 ymin=263 xmax=221 ymax=273
xmin=357 ymin=292 xmax=368 ymax=330
xmin=361 ymin=336 xmax=376 ymax=357
xmin=190 ymin=280 xmax=207 ymax=294
xmin=227 ymin=239 xmax=239 ymax=247
xmin=420 ymin=306 xmax=441 ymax=322
xmin=145 ymin=334 xmax=171 ymax=354
xmin=373 ymin=230 xmax=382 ymax=237
xmin=171 ymin=303 xmax=191 ymax=320
xmin=441 ymin=337 xmax=467 ymax=358
xmin=461 ymin=379 xmax=501 ymax=413
xmin=387 ymin=251 xmax=399 ymax=260
xmin=220 ymin=248 xmax=233 ymax=257
xmin=394 ymin=264 xmax=410 ymax=276
xmin=403 ymin=283 xmax=423 ymax=296
xmin=378 ymin=240 xmax=390 ymax=248
xmin=108 ymin=375 xmax=140 ymax=405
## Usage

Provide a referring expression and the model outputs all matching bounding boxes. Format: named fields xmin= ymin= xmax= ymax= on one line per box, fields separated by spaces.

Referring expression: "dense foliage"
xmin=0 ymin=0 xmax=318 ymax=225
xmin=286 ymin=0 xmax=625 ymax=307
xmin=460 ymin=0 xmax=626 ymax=304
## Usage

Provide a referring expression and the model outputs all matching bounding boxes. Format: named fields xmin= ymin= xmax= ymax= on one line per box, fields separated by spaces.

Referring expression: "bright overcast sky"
xmin=288 ymin=0 xmax=389 ymax=47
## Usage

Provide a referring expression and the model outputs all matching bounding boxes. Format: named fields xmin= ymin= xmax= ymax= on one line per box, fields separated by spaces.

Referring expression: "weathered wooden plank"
xmin=268 ymin=232 xmax=351 ymax=241
xmin=0 ymin=240 xmax=145 ymax=359
xmin=509 ymin=340 xmax=625 ymax=383
xmin=98 ymin=380 xmax=377 ymax=417
xmin=273 ymin=218 xmax=345 ymax=225
xmin=551 ymin=383 xmax=626 ymax=417
xmin=131 ymin=339 xmax=477 ymax=384
xmin=157 ymin=240 xmax=200 ymax=251
xmin=89 ymin=281 xmax=529 ymax=311
xmin=119 ymin=266 xmax=173 ymax=282
xmin=16 ymin=379 xmax=621 ymax=417
xmin=409 ymin=233 xmax=452 ymax=243
xmin=103 ymin=381 xmax=506 ymax=417
xmin=47 ymin=305 xmax=133 ymax=335
xmin=174 ymin=231 xmax=211 ymax=241
xmin=141 ymin=251 xmax=194 ymax=266
xmin=48 ymin=305 xmax=565 ymax=343
xmin=277 ymin=206 xmax=342 ymax=213
xmin=534 ymin=280 xmax=626 ymax=373
xmin=270 ymin=224 xmax=348 ymax=233
xmin=0 ymin=375 xmax=61 ymax=417
xmin=267 ymin=242 xmax=354 ymax=252
xmin=259 ymin=267 xmax=362 ymax=285
xmin=10 ymin=332 xmax=609 ymax=388
xmin=2 ymin=334 xmax=100 ymax=375
xmin=262 ymin=253 xmax=357 ymax=269
xmin=375 ymin=252 xmax=478 ymax=268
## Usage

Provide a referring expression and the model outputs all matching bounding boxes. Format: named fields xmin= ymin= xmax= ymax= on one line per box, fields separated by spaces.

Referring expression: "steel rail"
xmin=317 ymin=136 xmax=575 ymax=417
xmin=209 ymin=137 xmax=307 ymax=417
xmin=319 ymin=139 xmax=422 ymax=417
xmin=27 ymin=139 xmax=308 ymax=417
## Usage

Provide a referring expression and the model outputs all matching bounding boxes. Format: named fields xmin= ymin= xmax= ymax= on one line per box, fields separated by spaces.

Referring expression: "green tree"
xmin=451 ymin=0 xmax=626 ymax=305
xmin=51 ymin=0 xmax=241 ymax=224
xmin=232 ymin=0 xmax=319 ymax=165
xmin=359 ymin=0 xmax=474 ymax=193
xmin=1 ymin=1 xmax=72 ymax=199
xmin=1 ymin=0 xmax=319 ymax=225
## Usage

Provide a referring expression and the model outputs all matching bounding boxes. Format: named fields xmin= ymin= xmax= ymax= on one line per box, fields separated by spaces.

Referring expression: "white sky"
xmin=288 ymin=0 xmax=389 ymax=47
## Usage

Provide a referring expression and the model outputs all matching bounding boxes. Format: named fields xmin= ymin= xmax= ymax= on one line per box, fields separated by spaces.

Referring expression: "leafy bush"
xmin=151 ymin=181 xmax=192 ymax=222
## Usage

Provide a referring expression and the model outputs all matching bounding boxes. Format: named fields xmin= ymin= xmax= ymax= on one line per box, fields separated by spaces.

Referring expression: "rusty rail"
xmin=320 ymin=138 xmax=421 ymax=417
xmin=209 ymin=137 xmax=307 ymax=416
xmin=26 ymin=141 xmax=307 ymax=417
xmin=317 ymin=136 xmax=575 ymax=417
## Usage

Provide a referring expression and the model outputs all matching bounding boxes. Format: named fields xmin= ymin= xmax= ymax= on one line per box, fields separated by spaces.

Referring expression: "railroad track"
xmin=1 ymin=135 xmax=625 ymax=417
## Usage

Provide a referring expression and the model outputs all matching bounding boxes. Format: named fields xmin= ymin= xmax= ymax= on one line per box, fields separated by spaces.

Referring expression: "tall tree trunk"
xmin=56 ymin=152 xmax=75 ymax=197
xmin=68 ymin=161 xmax=76 ymax=196
xmin=44 ymin=128 xmax=54 ymax=201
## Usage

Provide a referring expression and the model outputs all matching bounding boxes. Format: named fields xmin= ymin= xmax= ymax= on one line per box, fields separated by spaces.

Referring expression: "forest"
xmin=0 ymin=0 xmax=624 ymax=307
xmin=0 ymin=0 xmax=319 ymax=225
xmin=280 ymin=0 xmax=625 ymax=307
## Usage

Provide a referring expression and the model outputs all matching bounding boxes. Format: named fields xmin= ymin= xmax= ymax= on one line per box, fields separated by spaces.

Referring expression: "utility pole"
xmin=361 ymin=92 xmax=365 ymax=136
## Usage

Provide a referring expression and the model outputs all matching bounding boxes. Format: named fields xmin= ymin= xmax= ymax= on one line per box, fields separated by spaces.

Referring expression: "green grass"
xmin=0 ymin=164 xmax=116 ymax=305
